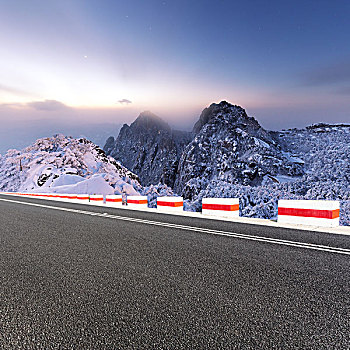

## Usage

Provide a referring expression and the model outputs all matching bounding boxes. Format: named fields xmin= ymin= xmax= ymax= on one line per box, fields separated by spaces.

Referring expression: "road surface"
xmin=0 ymin=194 xmax=349 ymax=349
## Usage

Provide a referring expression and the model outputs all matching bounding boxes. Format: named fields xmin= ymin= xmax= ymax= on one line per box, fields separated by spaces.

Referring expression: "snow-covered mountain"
xmin=0 ymin=134 xmax=143 ymax=195
xmin=180 ymin=116 xmax=350 ymax=225
xmin=174 ymin=101 xmax=304 ymax=198
xmin=102 ymin=101 xmax=350 ymax=225
xmin=1 ymin=101 xmax=349 ymax=225
xmin=104 ymin=111 xmax=191 ymax=187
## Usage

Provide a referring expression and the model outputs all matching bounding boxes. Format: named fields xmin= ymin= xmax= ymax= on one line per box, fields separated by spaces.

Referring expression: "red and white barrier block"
xmin=89 ymin=194 xmax=104 ymax=204
xmin=64 ymin=194 xmax=78 ymax=200
xmin=48 ymin=194 xmax=63 ymax=200
xmin=105 ymin=195 xmax=122 ymax=206
xmin=278 ymin=200 xmax=340 ymax=227
xmin=76 ymin=194 xmax=90 ymax=201
xmin=157 ymin=196 xmax=183 ymax=211
xmin=53 ymin=193 xmax=77 ymax=200
xmin=202 ymin=198 xmax=239 ymax=218
xmin=127 ymin=195 xmax=148 ymax=207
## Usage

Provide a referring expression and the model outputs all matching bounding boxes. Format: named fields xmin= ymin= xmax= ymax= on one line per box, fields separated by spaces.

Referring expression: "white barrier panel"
xmin=202 ymin=198 xmax=239 ymax=218
xmin=127 ymin=195 xmax=148 ymax=207
xmin=278 ymin=200 xmax=340 ymax=227
xmin=106 ymin=195 xmax=122 ymax=206
xmin=157 ymin=196 xmax=183 ymax=211
xmin=89 ymin=194 xmax=104 ymax=202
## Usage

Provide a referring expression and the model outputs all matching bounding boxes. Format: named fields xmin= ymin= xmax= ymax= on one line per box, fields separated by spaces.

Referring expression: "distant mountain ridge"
xmin=103 ymin=101 xmax=350 ymax=225
xmin=2 ymin=102 xmax=346 ymax=224
xmin=104 ymin=101 xmax=304 ymax=195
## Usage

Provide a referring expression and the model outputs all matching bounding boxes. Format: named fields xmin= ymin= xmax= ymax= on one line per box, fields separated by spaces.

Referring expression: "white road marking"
xmin=0 ymin=197 xmax=350 ymax=256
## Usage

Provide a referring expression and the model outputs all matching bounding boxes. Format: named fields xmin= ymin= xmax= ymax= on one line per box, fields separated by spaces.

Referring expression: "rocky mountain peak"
xmin=193 ymin=101 xmax=251 ymax=134
xmin=103 ymin=112 xmax=192 ymax=187
xmin=131 ymin=111 xmax=170 ymax=132
xmin=174 ymin=101 xmax=304 ymax=199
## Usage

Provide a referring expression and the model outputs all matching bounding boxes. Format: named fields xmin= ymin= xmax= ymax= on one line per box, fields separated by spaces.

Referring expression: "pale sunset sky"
xmin=0 ymin=0 xmax=349 ymax=151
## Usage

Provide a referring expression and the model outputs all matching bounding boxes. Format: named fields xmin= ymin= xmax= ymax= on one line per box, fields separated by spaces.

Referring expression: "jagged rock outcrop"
xmin=104 ymin=111 xmax=192 ymax=187
xmin=173 ymin=101 xmax=304 ymax=199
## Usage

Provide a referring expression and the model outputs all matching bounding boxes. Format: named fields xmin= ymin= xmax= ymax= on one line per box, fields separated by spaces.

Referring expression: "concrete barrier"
xmin=106 ymin=195 xmax=122 ymax=206
xmin=65 ymin=194 xmax=78 ymax=200
xmin=202 ymin=198 xmax=239 ymax=218
xmin=278 ymin=200 xmax=340 ymax=227
xmin=56 ymin=194 xmax=71 ymax=200
xmin=157 ymin=196 xmax=183 ymax=211
xmin=127 ymin=195 xmax=148 ymax=207
xmin=3 ymin=192 xmax=344 ymax=230
xmin=49 ymin=194 xmax=61 ymax=199
xmin=76 ymin=194 xmax=90 ymax=201
xmin=89 ymin=194 xmax=104 ymax=202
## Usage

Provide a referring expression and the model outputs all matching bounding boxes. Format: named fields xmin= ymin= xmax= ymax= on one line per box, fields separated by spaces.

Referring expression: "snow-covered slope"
xmin=0 ymin=134 xmax=142 ymax=195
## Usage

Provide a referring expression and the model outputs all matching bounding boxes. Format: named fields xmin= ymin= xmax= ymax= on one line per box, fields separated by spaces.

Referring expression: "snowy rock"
xmin=0 ymin=134 xmax=142 ymax=195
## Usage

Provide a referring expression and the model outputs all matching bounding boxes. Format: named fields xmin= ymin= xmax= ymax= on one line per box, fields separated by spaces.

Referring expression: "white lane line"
xmin=0 ymin=197 xmax=350 ymax=256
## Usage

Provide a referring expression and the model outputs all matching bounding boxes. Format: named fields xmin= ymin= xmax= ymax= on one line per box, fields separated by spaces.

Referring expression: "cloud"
xmin=118 ymin=98 xmax=132 ymax=105
xmin=0 ymin=102 xmax=26 ymax=109
xmin=0 ymin=84 xmax=34 ymax=97
xmin=27 ymin=99 xmax=69 ymax=111
xmin=302 ymin=59 xmax=350 ymax=86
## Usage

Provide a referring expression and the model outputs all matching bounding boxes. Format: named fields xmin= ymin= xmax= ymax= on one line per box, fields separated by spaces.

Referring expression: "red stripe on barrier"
xmin=106 ymin=198 xmax=122 ymax=202
xmin=128 ymin=199 xmax=148 ymax=204
xmin=278 ymin=207 xmax=339 ymax=219
xmin=157 ymin=201 xmax=183 ymax=207
xmin=77 ymin=196 xmax=89 ymax=200
xmin=202 ymin=203 xmax=239 ymax=211
xmin=90 ymin=197 xmax=103 ymax=201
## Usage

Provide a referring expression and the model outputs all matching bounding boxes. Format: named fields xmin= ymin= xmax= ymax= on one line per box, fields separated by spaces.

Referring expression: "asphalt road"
xmin=0 ymin=194 xmax=349 ymax=349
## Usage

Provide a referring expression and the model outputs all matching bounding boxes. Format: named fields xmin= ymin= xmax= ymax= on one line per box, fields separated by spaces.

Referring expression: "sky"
xmin=0 ymin=0 xmax=350 ymax=152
